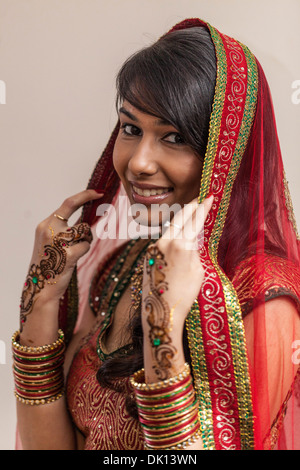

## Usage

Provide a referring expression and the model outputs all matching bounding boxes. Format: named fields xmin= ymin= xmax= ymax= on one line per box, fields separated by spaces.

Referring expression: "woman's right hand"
xmin=19 ymin=189 xmax=104 ymax=333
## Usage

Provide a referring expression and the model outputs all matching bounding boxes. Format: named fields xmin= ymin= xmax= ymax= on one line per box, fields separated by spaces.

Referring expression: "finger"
xmin=173 ymin=197 xmax=199 ymax=226
xmin=202 ymin=194 xmax=214 ymax=218
xmin=51 ymin=223 xmax=93 ymax=267
xmin=67 ymin=239 xmax=92 ymax=261
xmin=51 ymin=189 xmax=105 ymax=222
xmin=161 ymin=197 xmax=198 ymax=239
xmin=184 ymin=195 xmax=214 ymax=249
xmin=162 ymin=195 xmax=213 ymax=248
xmin=54 ymin=223 xmax=93 ymax=247
xmin=185 ymin=195 xmax=214 ymax=237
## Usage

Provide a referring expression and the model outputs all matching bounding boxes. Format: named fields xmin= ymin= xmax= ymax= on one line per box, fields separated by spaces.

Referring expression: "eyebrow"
xmin=119 ymin=106 xmax=172 ymax=127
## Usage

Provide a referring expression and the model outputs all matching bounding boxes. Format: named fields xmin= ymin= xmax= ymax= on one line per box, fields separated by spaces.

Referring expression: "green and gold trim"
xmin=198 ymin=24 xmax=228 ymax=203
xmin=187 ymin=22 xmax=259 ymax=449
xmin=186 ymin=301 xmax=215 ymax=449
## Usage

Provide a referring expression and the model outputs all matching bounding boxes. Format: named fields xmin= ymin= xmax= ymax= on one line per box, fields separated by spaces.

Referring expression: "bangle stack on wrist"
xmin=12 ymin=329 xmax=65 ymax=406
xmin=130 ymin=363 xmax=201 ymax=450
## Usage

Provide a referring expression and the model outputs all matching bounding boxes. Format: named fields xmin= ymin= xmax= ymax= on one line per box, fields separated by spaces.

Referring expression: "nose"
xmin=127 ymin=137 xmax=159 ymax=177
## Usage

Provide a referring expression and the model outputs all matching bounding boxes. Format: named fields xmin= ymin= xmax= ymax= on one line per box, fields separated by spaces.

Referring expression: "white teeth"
xmin=133 ymin=186 xmax=170 ymax=197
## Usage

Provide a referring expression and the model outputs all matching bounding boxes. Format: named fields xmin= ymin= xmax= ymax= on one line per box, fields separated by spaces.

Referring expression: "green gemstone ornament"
xmin=153 ymin=338 xmax=161 ymax=347
xmin=32 ymin=276 xmax=38 ymax=284
xmin=148 ymin=258 xmax=155 ymax=266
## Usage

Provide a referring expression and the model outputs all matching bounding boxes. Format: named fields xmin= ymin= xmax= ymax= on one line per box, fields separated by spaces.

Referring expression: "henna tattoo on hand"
xmin=19 ymin=223 xmax=92 ymax=330
xmin=144 ymin=244 xmax=177 ymax=381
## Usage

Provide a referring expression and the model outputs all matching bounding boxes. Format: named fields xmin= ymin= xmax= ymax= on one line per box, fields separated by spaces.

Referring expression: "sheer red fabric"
xmin=228 ymin=61 xmax=300 ymax=449
xmin=58 ymin=18 xmax=300 ymax=449
xmin=221 ymin=58 xmax=300 ymax=449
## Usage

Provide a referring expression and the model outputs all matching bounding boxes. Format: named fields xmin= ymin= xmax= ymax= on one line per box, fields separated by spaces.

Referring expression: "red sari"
xmin=62 ymin=18 xmax=300 ymax=450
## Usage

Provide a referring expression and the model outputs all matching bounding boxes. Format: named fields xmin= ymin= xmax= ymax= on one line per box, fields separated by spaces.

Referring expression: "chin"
xmin=129 ymin=202 xmax=182 ymax=231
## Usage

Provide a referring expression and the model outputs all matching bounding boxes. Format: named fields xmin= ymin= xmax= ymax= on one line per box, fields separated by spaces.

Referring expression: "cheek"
xmin=191 ymin=167 xmax=203 ymax=191
xmin=112 ymin=141 xmax=127 ymax=180
xmin=175 ymin=159 xmax=203 ymax=194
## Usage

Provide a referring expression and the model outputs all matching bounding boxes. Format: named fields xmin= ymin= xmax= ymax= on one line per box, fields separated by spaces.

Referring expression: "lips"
xmin=130 ymin=182 xmax=174 ymax=204
xmin=132 ymin=185 xmax=171 ymax=197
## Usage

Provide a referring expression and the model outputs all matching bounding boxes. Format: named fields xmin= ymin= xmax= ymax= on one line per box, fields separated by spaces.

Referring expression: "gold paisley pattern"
xmin=187 ymin=23 xmax=258 ymax=450
xmin=231 ymin=254 xmax=300 ymax=316
xmin=67 ymin=326 xmax=145 ymax=450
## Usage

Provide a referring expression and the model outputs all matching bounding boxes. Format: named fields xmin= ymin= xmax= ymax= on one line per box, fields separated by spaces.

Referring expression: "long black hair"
xmin=96 ymin=27 xmax=217 ymax=418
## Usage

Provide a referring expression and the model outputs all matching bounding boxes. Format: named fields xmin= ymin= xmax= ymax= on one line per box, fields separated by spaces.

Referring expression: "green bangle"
xmin=136 ymin=381 xmax=193 ymax=402
xmin=137 ymin=398 xmax=199 ymax=420
xmin=136 ymin=390 xmax=195 ymax=412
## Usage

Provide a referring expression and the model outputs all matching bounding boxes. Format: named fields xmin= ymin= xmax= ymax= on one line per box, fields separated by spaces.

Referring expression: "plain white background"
xmin=0 ymin=0 xmax=299 ymax=449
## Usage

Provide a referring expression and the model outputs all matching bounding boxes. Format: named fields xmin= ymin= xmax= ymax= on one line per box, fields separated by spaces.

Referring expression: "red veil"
xmin=58 ymin=19 xmax=300 ymax=450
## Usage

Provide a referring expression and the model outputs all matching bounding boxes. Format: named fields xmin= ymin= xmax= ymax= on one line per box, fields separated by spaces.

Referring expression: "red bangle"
xmin=134 ymin=373 xmax=192 ymax=398
xmin=135 ymin=382 xmax=194 ymax=407
xmin=137 ymin=393 xmax=196 ymax=417
xmin=144 ymin=420 xmax=200 ymax=448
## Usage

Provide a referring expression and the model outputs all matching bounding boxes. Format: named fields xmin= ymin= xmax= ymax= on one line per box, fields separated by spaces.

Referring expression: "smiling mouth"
xmin=132 ymin=185 xmax=173 ymax=197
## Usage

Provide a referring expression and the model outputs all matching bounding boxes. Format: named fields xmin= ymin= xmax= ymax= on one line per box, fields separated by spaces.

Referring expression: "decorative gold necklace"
xmin=96 ymin=238 xmax=152 ymax=362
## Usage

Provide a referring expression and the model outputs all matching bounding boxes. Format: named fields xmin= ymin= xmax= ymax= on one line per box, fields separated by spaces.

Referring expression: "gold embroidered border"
xmin=186 ymin=301 xmax=214 ymax=449
xmin=198 ymin=24 xmax=228 ymax=204
xmin=208 ymin=42 xmax=258 ymax=449
xmin=187 ymin=23 xmax=227 ymax=450
xmin=187 ymin=23 xmax=258 ymax=450
xmin=208 ymin=42 xmax=258 ymax=253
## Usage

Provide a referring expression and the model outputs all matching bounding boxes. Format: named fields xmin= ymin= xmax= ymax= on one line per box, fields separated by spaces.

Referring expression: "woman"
xmin=12 ymin=18 xmax=300 ymax=450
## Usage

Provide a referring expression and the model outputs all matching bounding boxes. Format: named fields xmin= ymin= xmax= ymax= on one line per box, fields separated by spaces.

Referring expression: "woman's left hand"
xmin=141 ymin=195 xmax=213 ymax=381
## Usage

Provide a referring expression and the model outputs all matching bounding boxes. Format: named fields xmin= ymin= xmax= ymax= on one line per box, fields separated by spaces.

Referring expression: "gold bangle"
xmin=12 ymin=344 xmax=66 ymax=363
xmin=137 ymin=390 xmax=195 ymax=413
xmin=141 ymin=411 xmax=199 ymax=434
xmin=130 ymin=363 xmax=191 ymax=391
xmin=14 ymin=389 xmax=65 ymax=406
xmin=12 ymin=330 xmax=65 ymax=406
xmin=144 ymin=428 xmax=202 ymax=450
xmin=143 ymin=417 xmax=199 ymax=440
xmin=135 ymin=376 xmax=193 ymax=401
xmin=12 ymin=329 xmax=65 ymax=354
xmin=131 ymin=363 xmax=202 ymax=450
xmin=13 ymin=372 xmax=62 ymax=386
xmin=12 ymin=355 xmax=65 ymax=371
xmin=138 ymin=400 xmax=199 ymax=422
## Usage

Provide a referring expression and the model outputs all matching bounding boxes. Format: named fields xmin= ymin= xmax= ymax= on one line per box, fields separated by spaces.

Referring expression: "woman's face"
xmin=113 ymin=101 xmax=203 ymax=227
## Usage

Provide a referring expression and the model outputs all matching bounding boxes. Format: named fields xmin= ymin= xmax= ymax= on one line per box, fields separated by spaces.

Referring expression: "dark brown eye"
xmin=121 ymin=124 xmax=141 ymax=136
xmin=164 ymin=132 xmax=185 ymax=145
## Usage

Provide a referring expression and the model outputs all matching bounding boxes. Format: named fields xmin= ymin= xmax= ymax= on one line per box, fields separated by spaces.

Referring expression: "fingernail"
xmin=95 ymin=189 xmax=105 ymax=196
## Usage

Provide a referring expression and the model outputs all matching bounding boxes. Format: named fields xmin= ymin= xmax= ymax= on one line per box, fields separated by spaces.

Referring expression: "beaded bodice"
xmin=66 ymin=238 xmax=150 ymax=450
xmin=66 ymin=323 xmax=145 ymax=450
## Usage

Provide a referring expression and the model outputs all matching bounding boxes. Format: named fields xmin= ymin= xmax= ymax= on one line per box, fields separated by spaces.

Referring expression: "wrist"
xmin=19 ymin=297 xmax=61 ymax=346
xmin=143 ymin=325 xmax=186 ymax=383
